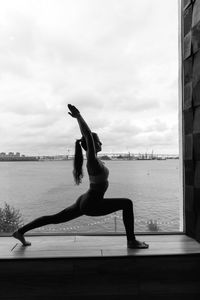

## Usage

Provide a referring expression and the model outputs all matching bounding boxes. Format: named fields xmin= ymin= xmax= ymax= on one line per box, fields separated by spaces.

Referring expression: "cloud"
xmin=143 ymin=119 xmax=169 ymax=133
xmin=0 ymin=0 xmax=179 ymax=155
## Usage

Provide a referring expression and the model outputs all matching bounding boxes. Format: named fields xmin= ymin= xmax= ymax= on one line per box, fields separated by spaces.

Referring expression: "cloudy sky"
xmin=0 ymin=0 xmax=179 ymax=156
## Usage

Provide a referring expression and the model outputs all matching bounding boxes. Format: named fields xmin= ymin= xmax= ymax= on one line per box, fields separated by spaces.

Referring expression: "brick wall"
xmin=183 ymin=0 xmax=200 ymax=240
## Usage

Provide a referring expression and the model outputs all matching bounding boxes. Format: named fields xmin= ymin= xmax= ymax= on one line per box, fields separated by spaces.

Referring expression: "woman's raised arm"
xmin=68 ymin=104 xmax=96 ymax=161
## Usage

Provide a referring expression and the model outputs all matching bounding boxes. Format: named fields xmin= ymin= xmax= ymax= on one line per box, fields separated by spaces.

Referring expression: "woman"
xmin=13 ymin=104 xmax=148 ymax=249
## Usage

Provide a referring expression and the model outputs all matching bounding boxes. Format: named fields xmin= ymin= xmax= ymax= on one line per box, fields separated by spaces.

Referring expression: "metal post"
xmin=114 ymin=212 xmax=117 ymax=232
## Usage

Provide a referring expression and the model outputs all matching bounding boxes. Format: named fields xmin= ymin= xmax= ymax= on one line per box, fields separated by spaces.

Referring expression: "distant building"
xmin=0 ymin=152 xmax=39 ymax=161
xmin=8 ymin=152 xmax=14 ymax=156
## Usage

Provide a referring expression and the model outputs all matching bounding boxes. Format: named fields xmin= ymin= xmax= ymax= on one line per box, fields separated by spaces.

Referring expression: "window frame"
xmin=0 ymin=1 xmax=184 ymax=238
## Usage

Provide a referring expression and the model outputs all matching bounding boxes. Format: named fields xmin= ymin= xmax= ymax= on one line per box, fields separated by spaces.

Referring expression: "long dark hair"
xmin=73 ymin=139 xmax=84 ymax=185
xmin=73 ymin=132 xmax=98 ymax=185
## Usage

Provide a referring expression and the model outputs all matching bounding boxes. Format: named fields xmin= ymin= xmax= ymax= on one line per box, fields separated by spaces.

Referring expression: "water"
xmin=0 ymin=159 xmax=182 ymax=234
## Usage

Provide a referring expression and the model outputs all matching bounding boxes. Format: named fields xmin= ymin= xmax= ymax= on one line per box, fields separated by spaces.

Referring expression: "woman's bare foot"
xmin=12 ymin=231 xmax=31 ymax=246
xmin=127 ymin=239 xmax=149 ymax=249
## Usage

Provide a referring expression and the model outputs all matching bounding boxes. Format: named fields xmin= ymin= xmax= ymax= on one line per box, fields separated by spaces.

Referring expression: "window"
xmin=0 ymin=0 xmax=181 ymax=235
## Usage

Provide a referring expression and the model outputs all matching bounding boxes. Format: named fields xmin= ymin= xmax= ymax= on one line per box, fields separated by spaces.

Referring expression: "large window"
xmin=0 ymin=0 xmax=181 ymax=234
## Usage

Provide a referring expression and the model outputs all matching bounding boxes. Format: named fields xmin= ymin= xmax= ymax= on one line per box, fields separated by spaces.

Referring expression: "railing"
xmin=0 ymin=203 xmax=181 ymax=235
xmin=15 ymin=213 xmax=180 ymax=234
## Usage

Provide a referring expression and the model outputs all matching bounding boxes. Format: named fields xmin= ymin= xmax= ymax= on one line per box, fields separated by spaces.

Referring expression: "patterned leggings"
xmin=18 ymin=192 xmax=135 ymax=241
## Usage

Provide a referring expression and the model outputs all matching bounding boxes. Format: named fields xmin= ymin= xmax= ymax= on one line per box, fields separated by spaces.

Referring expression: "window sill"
xmin=1 ymin=234 xmax=200 ymax=299
xmin=0 ymin=234 xmax=199 ymax=260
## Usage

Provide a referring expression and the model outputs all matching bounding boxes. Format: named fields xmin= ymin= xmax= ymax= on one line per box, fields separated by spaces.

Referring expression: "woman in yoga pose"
xmin=13 ymin=104 xmax=148 ymax=249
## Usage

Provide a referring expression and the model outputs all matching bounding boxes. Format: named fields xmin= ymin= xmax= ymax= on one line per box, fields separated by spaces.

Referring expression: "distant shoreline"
xmin=0 ymin=157 xmax=39 ymax=162
xmin=0 ymin=157 xmax=179 ymax=162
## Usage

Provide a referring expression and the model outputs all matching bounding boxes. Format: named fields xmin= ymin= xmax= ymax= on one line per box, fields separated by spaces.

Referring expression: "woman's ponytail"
xmin=73 ymin=139 xmax=84 ymax=185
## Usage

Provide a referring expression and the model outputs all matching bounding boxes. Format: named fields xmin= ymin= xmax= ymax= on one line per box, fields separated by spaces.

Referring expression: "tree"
xmin=0 ymin=202 xmax=24 ymax=233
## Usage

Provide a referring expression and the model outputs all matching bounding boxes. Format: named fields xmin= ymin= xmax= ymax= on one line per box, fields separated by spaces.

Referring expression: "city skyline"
xmin=0 ymin=150 xmax=179 ymax=157
xmin=0 ymin=0 xmax=179 ymax=155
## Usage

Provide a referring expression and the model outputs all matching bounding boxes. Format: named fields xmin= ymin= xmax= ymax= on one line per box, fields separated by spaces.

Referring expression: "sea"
xmin=0 ymin=159 xmax=182 ymax=234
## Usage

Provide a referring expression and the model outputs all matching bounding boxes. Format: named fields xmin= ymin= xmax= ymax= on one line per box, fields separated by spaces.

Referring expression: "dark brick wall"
xmin=183 ymin=0 xmax=200 ymax=241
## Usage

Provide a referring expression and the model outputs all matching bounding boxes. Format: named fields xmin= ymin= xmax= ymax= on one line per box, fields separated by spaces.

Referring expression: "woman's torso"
xmin=77 ymin=159 xmax=109 ymax=213
xmin=88 ymin=159 xmax=109 ymax=194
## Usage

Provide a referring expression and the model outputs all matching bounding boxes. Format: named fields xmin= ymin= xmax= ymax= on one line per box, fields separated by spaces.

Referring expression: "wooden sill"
xmin=1 ymin=234 xmax=200 ymax=299
xmin=0 ymin=234 xmax=200 ymax=259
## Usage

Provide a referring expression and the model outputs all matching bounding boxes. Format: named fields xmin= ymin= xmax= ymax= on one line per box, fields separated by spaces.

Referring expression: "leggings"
xmin=18 ymin=193 xmax=135 ymax=241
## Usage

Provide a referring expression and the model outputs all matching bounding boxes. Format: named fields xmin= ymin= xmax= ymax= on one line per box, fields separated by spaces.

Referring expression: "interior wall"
xmin=183 ymin=0 xmax=200 ymax=241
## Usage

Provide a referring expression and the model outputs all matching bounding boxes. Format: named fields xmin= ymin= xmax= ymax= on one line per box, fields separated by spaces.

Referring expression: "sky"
xmin=0 ymin=0 xmax=179 ymax=156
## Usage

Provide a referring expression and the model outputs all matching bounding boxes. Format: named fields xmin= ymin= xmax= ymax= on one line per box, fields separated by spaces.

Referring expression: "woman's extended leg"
xmin=81 ymin=198 xmax=148 ymax=249
xmin=13 ymin=202 xmax=83 ymax=246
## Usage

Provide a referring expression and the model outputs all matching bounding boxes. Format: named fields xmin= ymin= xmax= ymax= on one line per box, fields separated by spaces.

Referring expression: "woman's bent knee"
xmin=124 ymin=198 xmax=133 ymax=208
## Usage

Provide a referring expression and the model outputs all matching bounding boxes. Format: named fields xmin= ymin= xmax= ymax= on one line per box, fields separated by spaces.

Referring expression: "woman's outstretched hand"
xmin=68 ymin=104 xmax=80 ymax=118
